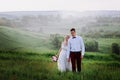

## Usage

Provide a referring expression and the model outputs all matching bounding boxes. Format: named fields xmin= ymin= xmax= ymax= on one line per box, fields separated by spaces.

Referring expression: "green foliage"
xmin=50 ymin=34 xmax=63 ymax=49
xmin=85 ymin=40 xmax=98 ymax=52
xmin=96 ymin=38 xmax=120 ymax=53
xmin=112 ymin=43 xmax=120 ymax=55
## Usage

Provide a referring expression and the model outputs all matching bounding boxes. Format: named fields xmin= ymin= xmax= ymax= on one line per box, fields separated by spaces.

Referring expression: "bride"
xmin=57 ymin=35 xmax=72 ymax=72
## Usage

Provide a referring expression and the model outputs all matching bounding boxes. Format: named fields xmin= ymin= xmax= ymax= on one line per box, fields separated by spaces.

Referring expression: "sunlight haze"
xmin=0 ymin=0 xmax=120 ymax=12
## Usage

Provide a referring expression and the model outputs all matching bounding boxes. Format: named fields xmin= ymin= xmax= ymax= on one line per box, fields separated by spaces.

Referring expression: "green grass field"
xmin=0 ymin=26 xmax=120 ymax=80
xmin=0 ymin=51 xmax=120 ymax=80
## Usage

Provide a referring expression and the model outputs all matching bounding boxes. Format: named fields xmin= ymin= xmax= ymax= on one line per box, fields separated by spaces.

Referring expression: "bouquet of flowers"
xmin=52 ymin=55 xmax=58 ymax=62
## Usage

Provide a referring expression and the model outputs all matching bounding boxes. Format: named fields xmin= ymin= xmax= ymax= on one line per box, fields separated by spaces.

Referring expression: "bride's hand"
xmin=67 ymin=58 xmax=70 ymax=62
xmin=55 ymin=54 xmax=59 ymax=57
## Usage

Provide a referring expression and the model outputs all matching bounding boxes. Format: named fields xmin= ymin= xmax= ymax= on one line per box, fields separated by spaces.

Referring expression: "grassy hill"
xmin=0 ymin=26 xmax=120 ymax=53
xmin=0 ymin=26 xmax=52 ymax=52
xmin=84 ymin=38 xmax=120 ymax=53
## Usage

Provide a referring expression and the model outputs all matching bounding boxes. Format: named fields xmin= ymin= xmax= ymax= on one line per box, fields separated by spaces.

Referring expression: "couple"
xmin=57 ymin=28 xmax=85 ymax=72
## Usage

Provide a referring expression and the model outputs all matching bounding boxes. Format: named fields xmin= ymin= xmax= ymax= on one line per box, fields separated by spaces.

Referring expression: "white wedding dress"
xmin=57 ymin=43 xmax=72 ymax=72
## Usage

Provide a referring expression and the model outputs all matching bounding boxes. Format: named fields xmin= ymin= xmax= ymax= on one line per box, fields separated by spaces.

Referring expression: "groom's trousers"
xmin=70 ymin=51 xmax=81 ymax=72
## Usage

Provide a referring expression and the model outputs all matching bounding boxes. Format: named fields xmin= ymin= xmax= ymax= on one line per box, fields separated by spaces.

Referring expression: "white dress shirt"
xmin=67 ymin=35 xmax=85 ymax=58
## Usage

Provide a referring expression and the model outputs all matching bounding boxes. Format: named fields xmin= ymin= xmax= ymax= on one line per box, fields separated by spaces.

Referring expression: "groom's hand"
xmin=67 ymin=58 xmax=70 ymax=62
xmin=80 ymin=56 xmax=82 ymax=60
xmin=81 ymin=55 xmax=83 ymax=60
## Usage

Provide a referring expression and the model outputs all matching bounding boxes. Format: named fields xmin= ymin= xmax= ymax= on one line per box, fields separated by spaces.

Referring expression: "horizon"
xmin=0 ymin=10 xmax=120 ymax=13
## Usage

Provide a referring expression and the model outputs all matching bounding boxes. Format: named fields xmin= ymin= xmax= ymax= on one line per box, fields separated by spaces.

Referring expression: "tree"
xmin=112 ymin=43 xmax=119 ymax=55
xmin=50 ymin=34 xmax=63 ymax=49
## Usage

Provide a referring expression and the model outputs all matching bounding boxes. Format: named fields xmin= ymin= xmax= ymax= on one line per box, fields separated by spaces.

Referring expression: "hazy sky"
xmin=0 ymin=0 xmax=120 ymax=12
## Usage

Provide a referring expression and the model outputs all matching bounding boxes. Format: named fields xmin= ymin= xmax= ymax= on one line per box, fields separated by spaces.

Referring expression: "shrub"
xmin=112 ymin=43 xmax=119 ymax=55
xmin=85 ymin=40 xmax=99 ymax=52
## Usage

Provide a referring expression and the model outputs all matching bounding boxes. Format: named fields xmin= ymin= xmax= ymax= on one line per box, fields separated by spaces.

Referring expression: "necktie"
xmin=72 ymin=37 xmax=76 ymax=39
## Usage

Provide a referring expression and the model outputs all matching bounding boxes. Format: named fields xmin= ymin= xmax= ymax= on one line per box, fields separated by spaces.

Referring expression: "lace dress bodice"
xmin=61 ymin=43 xmax=68 ymax=51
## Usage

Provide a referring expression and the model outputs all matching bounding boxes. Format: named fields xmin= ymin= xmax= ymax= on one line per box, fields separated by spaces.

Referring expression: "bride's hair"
xmin=63 ymin=35 xmax=70 ymax=46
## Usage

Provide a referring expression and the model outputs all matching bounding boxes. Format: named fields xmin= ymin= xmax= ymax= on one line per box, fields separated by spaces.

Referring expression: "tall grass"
xmin=0 ymin=51 xmax=120 ymax=80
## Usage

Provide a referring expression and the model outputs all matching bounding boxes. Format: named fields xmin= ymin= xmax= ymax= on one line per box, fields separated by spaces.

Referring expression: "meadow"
xmin=0 ymin=26 xmax=120 ymax=80
xmin=0 ymin=51 xmax=120 ymax=80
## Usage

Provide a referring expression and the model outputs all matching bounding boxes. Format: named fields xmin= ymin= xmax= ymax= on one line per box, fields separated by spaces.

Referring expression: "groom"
xmin=67 ymin=28 xmax=85 ymax=72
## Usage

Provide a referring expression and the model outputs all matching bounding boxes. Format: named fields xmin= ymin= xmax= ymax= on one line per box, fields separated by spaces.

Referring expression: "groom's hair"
xmin=70 ymin=28 xmax=76 ymax=32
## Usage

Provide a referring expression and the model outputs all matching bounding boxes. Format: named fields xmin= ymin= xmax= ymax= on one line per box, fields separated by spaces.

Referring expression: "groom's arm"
xmin=80 ymin=37 xmax=85 ymax=58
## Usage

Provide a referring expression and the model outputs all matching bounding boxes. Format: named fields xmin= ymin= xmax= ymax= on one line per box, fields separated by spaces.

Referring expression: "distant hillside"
xmin=0 ymin=26 xmax=51 ymax=52
xmin=0 ymin=10 xmax=120 ymax=18
xmin=0 ymin=10 xmax=120 ymax=36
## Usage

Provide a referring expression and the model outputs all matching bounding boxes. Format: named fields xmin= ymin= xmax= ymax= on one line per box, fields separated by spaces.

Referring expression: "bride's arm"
xmin=56 ymin=48 xmax=62 ymax=57
xmin=56 ymin=42 xmax=63 ymax=57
